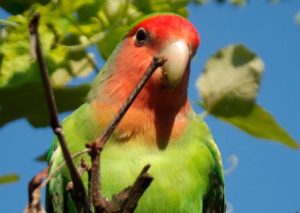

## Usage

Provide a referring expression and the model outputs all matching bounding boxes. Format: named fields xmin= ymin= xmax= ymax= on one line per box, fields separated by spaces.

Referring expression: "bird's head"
xmin=126 ymin=14 xmax=200 ymax=89
xmin=93 ymin=14 xmax=200 ymax=109
xmin=91 ymin=14 xmax=200 ymax=144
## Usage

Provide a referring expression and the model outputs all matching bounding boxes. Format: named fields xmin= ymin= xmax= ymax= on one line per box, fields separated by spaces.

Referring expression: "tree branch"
xmin=29 ymin=12 xmax=166 ymax=213
xmin=109 ymin=164 xmax=153 ymax=213
xmin=25 ymin=168 xmax=48 ymax=213
xmin=28 ymin=13 xmax=90 ymax=213
xmin=87 ymin=56 xmax=166 ymax=212
xmin=95 ymin=56 xmax=167 ymax=147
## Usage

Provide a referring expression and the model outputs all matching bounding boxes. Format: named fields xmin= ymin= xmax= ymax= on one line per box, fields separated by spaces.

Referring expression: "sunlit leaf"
xmin=0 ymin=174 xmax=19 ymax=185
xmin=0 ymin=8 xmax=94 ymax=127
xmin=0 ymin=0 xmax=191 ymax=128
xmin=197 ymin=44 xmax=264 ymax=116
xmin=97 ymin=26 xmax=129 ymax=60
xmin=197 ymin=44 xmax=299 ymax=148
xmin=220 ymin=105 xmax=299 ymax=148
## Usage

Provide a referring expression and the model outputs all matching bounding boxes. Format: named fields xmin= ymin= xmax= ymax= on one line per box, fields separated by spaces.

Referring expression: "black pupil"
xmin=136 ymin=29 xmax=147 ymax=43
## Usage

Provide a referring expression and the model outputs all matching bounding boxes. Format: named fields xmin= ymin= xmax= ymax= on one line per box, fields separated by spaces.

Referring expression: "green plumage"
xmin=47 ymin=103 xmax=225 ymax=212
xmin=46 ymin=13 xmax=225 ymax=213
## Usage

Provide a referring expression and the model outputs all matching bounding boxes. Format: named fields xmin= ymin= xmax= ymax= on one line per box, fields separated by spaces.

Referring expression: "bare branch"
xmin=40 ymin=148 xmax=90 ymax=189
xmin=87 ymin=56 xmax=166 ymax=212
xmin=86 ymin=141 xmax=109 ymax=212
xmin=25 ymin=168 xmax=48 ymax=213
xmin=28 ymin=13 xmax=90 ymax=213
xmin=109 ymin=164 xmax=153 ymax=213
xmin=66 ymin=159 xmax=90 ymax=192
xmin=28 ymin=11 xmax=165 ymax=213
xmin=95 ymin=56 xmax=167 ymax=146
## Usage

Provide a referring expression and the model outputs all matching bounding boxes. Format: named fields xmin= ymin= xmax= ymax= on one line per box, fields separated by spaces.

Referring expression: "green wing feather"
xmin=46 ymin=106 xmax=225 ymax=212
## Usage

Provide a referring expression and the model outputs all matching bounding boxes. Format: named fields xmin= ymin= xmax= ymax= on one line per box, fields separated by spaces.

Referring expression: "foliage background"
xmin=0 ymin=1 xmax=300 ymax=212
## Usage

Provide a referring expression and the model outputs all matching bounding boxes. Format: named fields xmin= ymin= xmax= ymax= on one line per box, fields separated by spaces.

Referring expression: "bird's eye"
xmin=135 ymin=28 xmax=148 ymax=45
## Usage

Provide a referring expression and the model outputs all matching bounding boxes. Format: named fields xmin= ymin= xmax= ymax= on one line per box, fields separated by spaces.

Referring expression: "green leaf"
xmin=295 ymin=10 xmax=300 ymax=26
xmin=0 ymin=174 xmax=19 ymax=185
xmin=0 ymin=0 xmax=191 ymax=128
xmin=229 ymin=0 xmax=247 ymax=6
xmin=0 ymin=9 xmax=94 ymax=127
xmin=197 ymin=44 xmax=299 ymax=148
xmin=35 ymin=150 xmax=49 ymax=162
xmin=0 ymin=84 xmax=90 ymax=127
xmin=95 ymin=0 xmax=190 ymax=59
xmin=0 ymin=0 xmax=50 ymax=14
xmin=197 ymin=44 xmax=264 ymax=116
xmin=97 ymin=26 xmax=129 ymax=60
xmin=56 ymin=0 xmax=95 ymax=14
xmin=220 ymin=105 xmax=299 ymax=148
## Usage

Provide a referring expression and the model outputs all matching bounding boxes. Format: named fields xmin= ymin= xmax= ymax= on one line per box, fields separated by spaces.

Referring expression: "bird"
xmin=46 ymin=13 xmax=225 ymax=213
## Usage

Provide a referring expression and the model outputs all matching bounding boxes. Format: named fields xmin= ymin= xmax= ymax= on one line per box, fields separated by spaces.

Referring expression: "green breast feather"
xmin=47 ymin=103 xmax=225 ymax=213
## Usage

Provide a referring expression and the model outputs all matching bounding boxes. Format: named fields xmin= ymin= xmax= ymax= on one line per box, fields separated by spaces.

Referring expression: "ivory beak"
xmin=159 ymin=40 xmax=190 ymax=88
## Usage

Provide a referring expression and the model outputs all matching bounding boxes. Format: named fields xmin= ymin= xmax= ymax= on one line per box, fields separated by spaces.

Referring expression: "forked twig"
xmin=25 ymin=168 xmax=48 ymax=213
xmin=28 ymin=12 xmax=166 ymax=213
xmin=87 ymin=56 xmax=166 ymax=212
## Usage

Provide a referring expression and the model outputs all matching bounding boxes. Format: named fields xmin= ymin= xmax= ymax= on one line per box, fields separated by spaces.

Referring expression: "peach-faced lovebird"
xmin=47 ymin=14 xmax=225 ymax=213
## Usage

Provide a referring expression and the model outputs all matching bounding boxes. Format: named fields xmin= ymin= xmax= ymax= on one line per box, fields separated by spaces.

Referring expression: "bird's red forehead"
xmin=127 ymin=14 xmax=200 ymax=51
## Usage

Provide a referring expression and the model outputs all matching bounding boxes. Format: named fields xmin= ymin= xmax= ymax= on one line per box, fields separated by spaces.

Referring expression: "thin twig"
xmin=40 ymin=148 xmax=90 ymax=188
xmin=28 ymin=13 xmax=90 ymax=213
xmin=87 ymin=141 xmax=110 ymax=212
xmin=29 ymin=12 xmax=166 ymax=213
xmin=110 ymin=164 xmax=153 ymax=213
xmin=87 ymin=56 xmax=166 ymax=212
xmin=95 ymin=56 xmax=167 ymax=147
xmin=25 ymin=168 xmax=48 ymax=213
xmin=66 ymin=159 xmax=91 ymax=192
xmin=62 ymin=30 xmax=109 ymax=52
xmin=0 ymin=19 xmax=19 ymax=27
xmin=61 ymin=20 xmax=125 ymax=52
xmin=89 ymin=142 xmax=109 ymax=212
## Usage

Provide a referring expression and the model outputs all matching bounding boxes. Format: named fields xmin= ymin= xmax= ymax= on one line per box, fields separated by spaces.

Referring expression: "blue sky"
xmin=1 ymin=1 xmax=300 ymax=212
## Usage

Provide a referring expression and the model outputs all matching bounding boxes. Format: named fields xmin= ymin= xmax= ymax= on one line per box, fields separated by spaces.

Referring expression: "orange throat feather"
xmin=91 ymin=66 xmax=192 ymax=149
xmin=89 ymin=36 xmax=193 ymax=148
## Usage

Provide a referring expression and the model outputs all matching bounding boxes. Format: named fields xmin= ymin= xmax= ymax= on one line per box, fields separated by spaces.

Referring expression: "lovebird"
xmin=47 ymin=14 xmax=225 ymax=213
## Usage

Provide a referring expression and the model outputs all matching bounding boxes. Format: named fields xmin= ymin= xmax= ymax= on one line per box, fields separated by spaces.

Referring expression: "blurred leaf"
xmin=0 ymin=0 xmax=50 ymax=14
xmin=96 ymin=0 xmax=189 ymax=59
xmin=197 ymin=44 xmax=299 ymax=148
xmin=0 ymin=10 xmax=94 ymax=87
xmin=133 ymin=0 xmax=189 ymax=16
xmin=35 ymin=150 xmax=49 ymax=162
xmin=220 ymin=105 xmax=299 ymax=148
xmin=0 ymin=84 xmax=90 ymax=127
xmin=0 ymin=0 xmax=190 ymax=128
xmin=192 ymin=0 xmax=248 ymax=6
xmin=55 ymin=0 xmax=95 ymax=13
xmin=197 ymin=44 xmax=264 ymax=116
xmin=97 ymin=26 xmax=129 ymax=60
xmin=132 ymin=0 xmax=152 ymax=13
xmin=0 ymin=7 xmax=94 ymax=127
xmin=77 ymin=0 xmax=105 ymax=21
xmin=0 ymin=174 xmax=19 ymax=185
xmin=295 ymin=11 xmax=300 ymax=26
xmin=229 ymin=0 xmax=247 ymax=6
